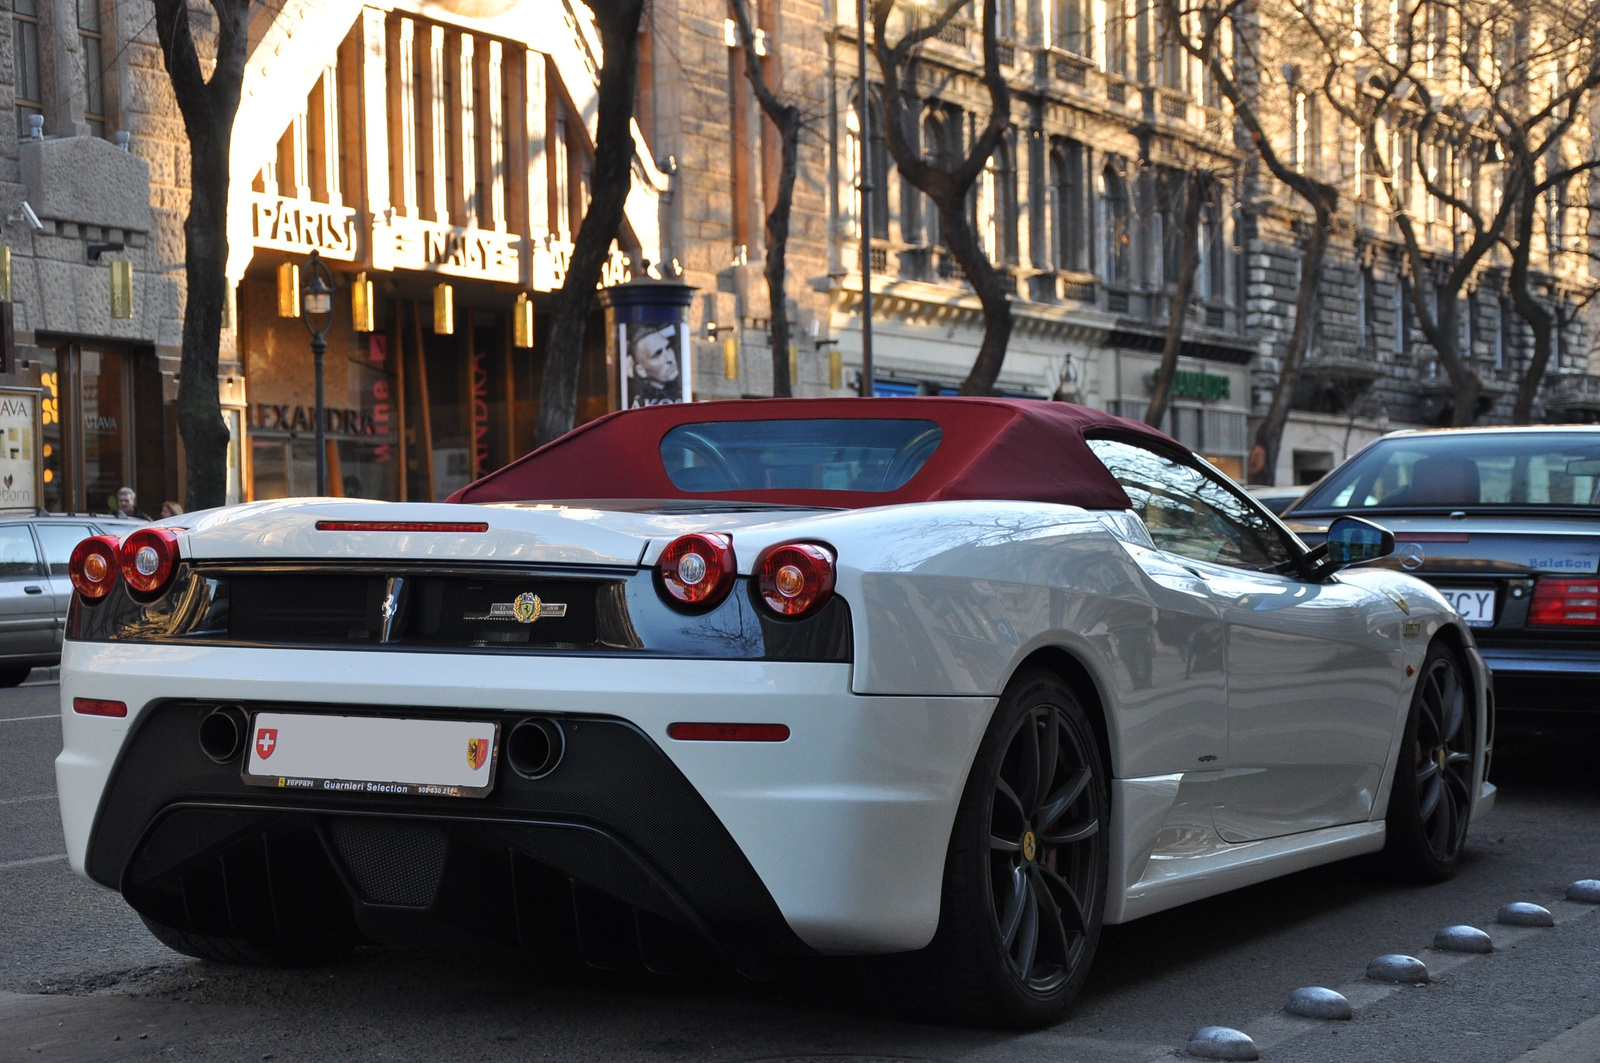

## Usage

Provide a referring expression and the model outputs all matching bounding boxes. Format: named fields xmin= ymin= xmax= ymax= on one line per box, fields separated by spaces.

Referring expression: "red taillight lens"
xmin=1528 ymin=577 xmax=1600 ymax=627
xmin=657 ymin=533 xmax=736 ymax=608
xmin=755 ymin=543 xmax=836 ymax=618
xmin=69 ymin=535 xmax=121 ymax=600
xmin=73 ymin=697 xmax=127 ymax=717
xmin=119 ymin=527 xmax=181 ymax=595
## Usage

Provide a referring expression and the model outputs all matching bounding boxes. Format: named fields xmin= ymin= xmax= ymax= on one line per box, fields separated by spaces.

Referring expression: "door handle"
xmin=23 ymin=585 xmax=41 ymax=594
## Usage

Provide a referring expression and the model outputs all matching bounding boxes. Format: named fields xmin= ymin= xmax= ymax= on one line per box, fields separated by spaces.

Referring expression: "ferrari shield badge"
xmin=467 ymin=736 xmax=490 ymax=771
xmin=468 ymin=592 xmax=568 ymax=623
xmin=255 ymin=727 xmax=278 ymax=760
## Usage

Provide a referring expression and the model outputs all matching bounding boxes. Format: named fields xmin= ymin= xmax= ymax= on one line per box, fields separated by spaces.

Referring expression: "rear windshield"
xmin=660 ymin=418 xmax=942 ymax=493
xmin=1297 ymin=432 xmax=1600 ymax=511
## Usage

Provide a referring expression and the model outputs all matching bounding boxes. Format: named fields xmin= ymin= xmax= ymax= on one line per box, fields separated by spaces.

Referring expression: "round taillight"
xmin=755 ymin=543 xmax=836 ymax=618
xmin=119 ymin=527 xmax=181 ymax=595
xmin=69 ymin=535 xmax=122 ymax=601
xmin=658 ymin=533 xmax=735 ymax=609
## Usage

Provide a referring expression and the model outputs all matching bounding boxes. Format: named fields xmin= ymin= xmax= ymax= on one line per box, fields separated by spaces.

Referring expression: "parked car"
xmin=0 ymin=514 xmax=144 ymax=686
xmin=1283 ymin=425 xmax=1600 ymax=722
xmin=1245 ymin=483 xmax=1311 ymax=515
xmin=57 ymin=399 xmax=1492 ymax=1028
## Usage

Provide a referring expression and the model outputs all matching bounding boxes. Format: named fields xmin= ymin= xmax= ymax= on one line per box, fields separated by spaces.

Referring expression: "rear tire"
xmin=139 ymin=915 xmax=355 ymax=967
xmin=881 ymin=669 xmax=1108 ymax=1029
xmin=0 ymin=667 xmax=31 ymax=688
xmin=1381 ymin=642 xmax=1476 ymax=883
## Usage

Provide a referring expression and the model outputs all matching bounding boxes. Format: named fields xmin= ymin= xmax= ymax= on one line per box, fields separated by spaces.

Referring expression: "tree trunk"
xmin=731 ymin=0 xmax=802 ymax=397
xmin=872 ymin=0 xmax=1013 ymax=395
xmin=152 ymin=0 xmax=248 ymax=511
xmin=177 ymin=142 xmax=234 ymax=508
xmin=534 ymin=0 xmax=644 ymax=446
xmin=1508 ymin=181 xmax=1555 ymax=424
xmin=1146 ymin=172 xmax=1206 ymax=428
xmin=940 ymin=199 xmax=1014 ymax=396
xmin=763 ymin=114 xmax=800 ymax=397
xmin=1250 ymin=209 xmax=1330 ymax=485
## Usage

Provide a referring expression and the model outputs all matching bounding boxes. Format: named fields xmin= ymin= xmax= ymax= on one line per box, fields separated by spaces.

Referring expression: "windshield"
xmin=660 ymin=418 xmax=943 ymax=493
xmin=1296 ymin=432 xmax=1600 ymax=511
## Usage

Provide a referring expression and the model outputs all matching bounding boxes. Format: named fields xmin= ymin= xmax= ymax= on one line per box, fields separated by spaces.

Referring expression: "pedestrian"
xmin=158 ymin=500 xmax=183 ymax=519
xmin=113 ymin=486 xmax=150 ymax=521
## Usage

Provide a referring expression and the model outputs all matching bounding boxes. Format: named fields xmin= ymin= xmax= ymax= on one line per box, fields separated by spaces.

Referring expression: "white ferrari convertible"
xmin=56 ymin=398 xmax=1493 ymax=1027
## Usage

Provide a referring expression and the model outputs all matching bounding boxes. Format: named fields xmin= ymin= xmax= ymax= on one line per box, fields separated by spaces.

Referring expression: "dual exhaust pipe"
xmin=197 ymin=707 xmax=566 ymax=780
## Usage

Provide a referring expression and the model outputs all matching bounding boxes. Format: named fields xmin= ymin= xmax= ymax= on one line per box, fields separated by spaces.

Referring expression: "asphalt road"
xmin=3 ymin=681 xmax=1598 ymax=1063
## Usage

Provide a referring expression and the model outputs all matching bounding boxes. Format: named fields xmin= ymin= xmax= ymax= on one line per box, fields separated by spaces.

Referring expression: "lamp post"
xmin=857 ymin=0 xmax=874 ymax=397
xmin=300 ymin=251 xmax=335 ymax=496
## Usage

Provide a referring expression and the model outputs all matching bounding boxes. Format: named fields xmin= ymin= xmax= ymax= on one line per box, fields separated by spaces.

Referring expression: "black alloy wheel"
xmin=988 ymin=698 xmax=1102 ymax=995
xmin=1383 ymin=643 xmax=1476 ymax=882
xmin=889 ymin=669 xmax=1107 ymax=1028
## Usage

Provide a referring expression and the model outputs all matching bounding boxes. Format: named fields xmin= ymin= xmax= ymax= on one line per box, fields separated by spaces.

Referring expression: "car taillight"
xmin=119 ymin=527 xmax=181 ymax=596
xmin=68 ymin=535 xmax=121 ymax=600
xmin=1528 ymin=577 xmax=1600 ymax=627
xmin=755 ymin=542 xmax=836 ymax=618
xmin=657 ymin=533 xmax=735 ymax=609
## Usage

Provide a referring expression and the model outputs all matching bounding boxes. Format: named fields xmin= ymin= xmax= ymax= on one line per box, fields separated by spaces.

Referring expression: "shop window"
xmin=80 ymin=349 xmax=129 ymax=515
xmin=12 ymin=0 xmax=42 ymax=133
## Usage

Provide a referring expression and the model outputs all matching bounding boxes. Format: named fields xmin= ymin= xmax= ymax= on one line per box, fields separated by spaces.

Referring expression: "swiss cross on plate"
xmin=255 ymin=727 xmax=278 ymax=760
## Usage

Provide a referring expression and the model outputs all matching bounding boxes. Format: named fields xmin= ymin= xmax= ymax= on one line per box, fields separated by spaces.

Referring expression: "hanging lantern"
xmin=723 ymin=333 xmax=738 ymax=380
xmin=432 ymin=283 xmax=454 ymax=335
xmin=829 ymin=348 xmax=843 ymax=390
xmin=351 ymin=271 xmax=375 ymax=333
xmin=788 ymin=343 xmax=799 ymax=389
xmin=277 ymin=262 xmax=300 ymax=318
xmin=110 ymin=260 xmax=133 ymax=319
xmin=513 ymin=291 xmax=534 ymax=348
xmin=0 ymin=246 xmax=10 ymax=301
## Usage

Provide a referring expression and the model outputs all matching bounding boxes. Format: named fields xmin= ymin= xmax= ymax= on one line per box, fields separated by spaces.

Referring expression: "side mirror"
xmin=1325 ymin=515 xmax=1395 ymax=568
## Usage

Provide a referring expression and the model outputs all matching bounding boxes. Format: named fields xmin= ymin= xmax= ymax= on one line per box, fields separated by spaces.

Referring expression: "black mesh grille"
xmin=328 ymin=818 xmax=448 ymax=907
xmin=228 ymin=574 xmax=382 ymax=642
xmin=410 ymin=577 xmax=599 ymax=646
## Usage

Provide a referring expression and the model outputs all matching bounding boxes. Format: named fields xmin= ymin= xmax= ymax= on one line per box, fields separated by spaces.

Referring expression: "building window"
xmin=1396 ymin=273 xmax=1412 ymax=357
xmin=13 ymin=0 xmax=42 ymax=133
xmin=1050 ymin=139 xmax=1087 ymax=272
xmin=1103 ymin=163 xmax=1130 ymax=285
xmin=1361 ymin=266 xmax=1379 ymax=349
xmin=977 ymin=139 xmax=1016 ymax=266
xmin=1054 ymin=0 xmax=1087 ymax=56
xmin=78 ymin=0 xmax=106 ymax=135
xmin=552 ymin=108 xmax=570 ymax=236
xmin=1105 ymin=0 xmax=1127 ymax=74
xmin=1496 ymin=296 xmax=1512 ymax=370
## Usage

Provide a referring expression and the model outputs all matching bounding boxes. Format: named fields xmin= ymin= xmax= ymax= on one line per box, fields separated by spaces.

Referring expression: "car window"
xmin=660 ymin=418 xmax=942 ymax=493
xmin=0 ymin=525 xmax=40 ymax=577
xmin=35 ymin=523 xmax=95 ymax=575
xmin=1298 ymin=431 xmax=1600 ymax=510
xmin=1087 ymin=437 xmax=1291 ymax=571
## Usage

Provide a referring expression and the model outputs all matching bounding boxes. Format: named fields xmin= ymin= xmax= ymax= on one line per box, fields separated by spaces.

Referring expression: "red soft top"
xmin=447 ymin=397 xmax=1180 ymax=510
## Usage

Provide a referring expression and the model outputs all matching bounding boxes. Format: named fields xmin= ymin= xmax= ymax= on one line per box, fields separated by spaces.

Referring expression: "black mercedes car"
xmin=1284 ymin=426 xmax=1600 ymax=722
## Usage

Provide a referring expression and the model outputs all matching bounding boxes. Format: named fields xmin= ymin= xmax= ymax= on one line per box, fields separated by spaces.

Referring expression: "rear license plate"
xmin=1437 ymin=587 xmax=1496 ymax=628
xmin=242 ymin=712 xmax=499 ymax=798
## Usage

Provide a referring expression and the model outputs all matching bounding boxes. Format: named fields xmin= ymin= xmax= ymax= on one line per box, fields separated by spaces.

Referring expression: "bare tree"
xmin=1146 ymin=168 xmax=1219 ymax=428
xmin=730 ymin=0 xmax=802 ymax=397
xmin=872 ymin=0 xmax=1013 ymax=395
xmin=1164 ymin=0 xmax=1341 ymax=483
xmin=151 ymin=0 xmax=250 ymax=509
xmin=534 ymin=0 xmax=646 ymax=446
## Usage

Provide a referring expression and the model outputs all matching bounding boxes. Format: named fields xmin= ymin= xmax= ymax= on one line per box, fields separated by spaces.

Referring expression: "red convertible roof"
xmin=448 ymin=397 xmax=1178 ymax=510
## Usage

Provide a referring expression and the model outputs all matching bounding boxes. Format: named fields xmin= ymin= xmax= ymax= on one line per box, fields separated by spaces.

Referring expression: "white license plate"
xmin=242 ymin=712 xmax=500 ymax=798
xmin=1437 ymin=587 xmax=1497 ymax=627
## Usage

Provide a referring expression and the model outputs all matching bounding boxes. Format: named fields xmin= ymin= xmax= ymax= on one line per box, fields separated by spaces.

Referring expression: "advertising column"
xmin=599 ymin=275 xmax=696 ymax=410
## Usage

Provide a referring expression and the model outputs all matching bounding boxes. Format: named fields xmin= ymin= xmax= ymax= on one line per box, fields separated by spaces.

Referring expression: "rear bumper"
xmin=57 ymin=642 xmax=995 ymax=958
xmin=1477 ymin=646 xmax=1600 ymax=713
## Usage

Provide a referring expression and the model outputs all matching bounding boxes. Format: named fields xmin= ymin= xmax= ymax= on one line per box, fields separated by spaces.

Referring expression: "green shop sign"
xmin=1169 ymin=371 xmax=1231 ymax=401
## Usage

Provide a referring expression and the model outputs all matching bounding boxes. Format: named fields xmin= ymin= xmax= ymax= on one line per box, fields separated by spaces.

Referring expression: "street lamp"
xmin=300 ymin=250 xmax=334 ymax=496
xmin=857 ymin=0 xmax=874 ymax=396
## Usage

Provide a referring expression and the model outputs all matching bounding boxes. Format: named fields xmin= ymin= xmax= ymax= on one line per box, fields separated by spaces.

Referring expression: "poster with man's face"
xmin=620 ymin=321 xmax=690 ymax=408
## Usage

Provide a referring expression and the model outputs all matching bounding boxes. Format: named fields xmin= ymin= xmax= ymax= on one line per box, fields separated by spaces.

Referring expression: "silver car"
xmin=0 ymin=515 xmax=144 ymax=686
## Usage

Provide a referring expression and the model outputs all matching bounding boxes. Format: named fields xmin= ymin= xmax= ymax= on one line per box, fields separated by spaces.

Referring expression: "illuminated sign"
xmin=250 ymin=194 xmax=359 ymax=260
